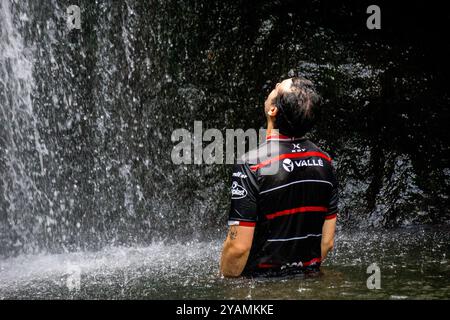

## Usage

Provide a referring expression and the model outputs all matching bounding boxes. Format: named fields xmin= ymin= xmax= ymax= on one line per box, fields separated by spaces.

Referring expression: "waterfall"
xmin=0 ymin=0 xmax=49 ymax=256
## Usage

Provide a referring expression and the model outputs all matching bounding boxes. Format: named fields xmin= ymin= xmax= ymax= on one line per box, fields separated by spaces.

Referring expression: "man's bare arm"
xmin=321 ymin=217 xmax=336 ymax=262
xmin=220 ymin=225 xmax=254 ymax=277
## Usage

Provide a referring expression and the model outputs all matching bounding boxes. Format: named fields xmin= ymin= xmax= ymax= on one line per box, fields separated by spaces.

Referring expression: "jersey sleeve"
xmin=228 ymin=163 xmax=259 ymax=227
xmin=325 ymin=164 xmax=339 ymax=220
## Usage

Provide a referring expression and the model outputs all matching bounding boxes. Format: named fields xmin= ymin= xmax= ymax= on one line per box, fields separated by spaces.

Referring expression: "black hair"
xmin=274 ymin=77 xmax=321 ymax=137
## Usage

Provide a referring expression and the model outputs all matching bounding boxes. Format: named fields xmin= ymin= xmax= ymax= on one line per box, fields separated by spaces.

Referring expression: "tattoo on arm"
xmin=228 ymin=226 xmax=237 ymax=240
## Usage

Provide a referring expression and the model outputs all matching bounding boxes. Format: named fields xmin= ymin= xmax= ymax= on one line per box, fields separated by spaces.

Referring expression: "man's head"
xmin=264 ymin=77 xmax=321 ymax=137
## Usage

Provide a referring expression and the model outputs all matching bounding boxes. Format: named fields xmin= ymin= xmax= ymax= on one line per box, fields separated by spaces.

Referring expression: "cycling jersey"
xmin=228 ymin=134 xmax=338 ymax=277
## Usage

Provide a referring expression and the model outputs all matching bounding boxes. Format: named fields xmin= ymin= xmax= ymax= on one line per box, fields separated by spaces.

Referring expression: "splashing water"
xmin=0 ymin=226 xmax=448 ymax=299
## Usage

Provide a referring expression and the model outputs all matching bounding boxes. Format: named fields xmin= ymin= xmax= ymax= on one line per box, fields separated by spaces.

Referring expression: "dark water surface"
xmin=1 ymin=225 xmax=448 ymax=299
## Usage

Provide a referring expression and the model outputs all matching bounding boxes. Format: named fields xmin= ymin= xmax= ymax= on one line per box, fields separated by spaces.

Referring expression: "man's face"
xmin=264 ymin=78 xmax=293 ymax=115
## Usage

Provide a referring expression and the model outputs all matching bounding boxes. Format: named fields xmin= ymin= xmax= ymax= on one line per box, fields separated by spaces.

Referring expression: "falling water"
xmin=0 ymin=0 xmax=49 ymax=256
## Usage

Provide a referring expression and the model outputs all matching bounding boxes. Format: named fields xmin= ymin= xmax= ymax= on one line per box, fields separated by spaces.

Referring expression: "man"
xmin=220 ymin=77 xmax=338 ymax=277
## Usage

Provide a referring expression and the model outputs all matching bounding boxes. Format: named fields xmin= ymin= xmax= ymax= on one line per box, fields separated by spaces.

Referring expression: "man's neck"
xmin=266 ymin=123 xmax=305 ymax=141
xmin=266 ymin=121 xmax=276 ymax=138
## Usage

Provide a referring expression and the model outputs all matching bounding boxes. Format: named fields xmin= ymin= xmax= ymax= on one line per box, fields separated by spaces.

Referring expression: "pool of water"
xmin=0 ymin=225 xmax=449 ymax=299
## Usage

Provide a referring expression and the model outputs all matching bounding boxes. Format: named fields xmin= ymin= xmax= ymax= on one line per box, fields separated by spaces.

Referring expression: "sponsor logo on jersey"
xmin=281 ymin=261 xmax=304 ymax=270
xmin=292 ymin=143 xmax=306 ymax=153
xmin=280 ymin=259 xmax=320 ymax=270
xmin=282 ymin=158 xmax=295 ymax=172
xmin=232 ymin=171 xmax=248 ymax=179
xmin=282 ymin=158 xmax=324 ymax=172
xmin=231 ymin=181 xmax=247 ymax=199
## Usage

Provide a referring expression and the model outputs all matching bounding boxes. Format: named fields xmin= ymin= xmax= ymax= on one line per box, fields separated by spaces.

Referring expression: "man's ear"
xmin=267 ymin=105 xmax=278 ymax=118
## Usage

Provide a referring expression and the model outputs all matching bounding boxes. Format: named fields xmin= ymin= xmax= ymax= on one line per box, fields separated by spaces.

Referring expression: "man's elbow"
xmin=225 ymin=242 xmax=251 ymax=259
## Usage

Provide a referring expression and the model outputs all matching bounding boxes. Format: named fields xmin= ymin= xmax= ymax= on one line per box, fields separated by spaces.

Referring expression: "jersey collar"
xmin=266 ymin=134 xmax=304 ymax=141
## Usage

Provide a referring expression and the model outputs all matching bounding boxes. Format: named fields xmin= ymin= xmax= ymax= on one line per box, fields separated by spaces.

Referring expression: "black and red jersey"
xmin=228 ymin=134 xmax=338 ymax=277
